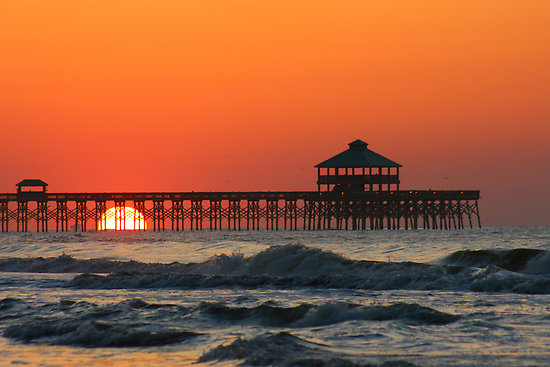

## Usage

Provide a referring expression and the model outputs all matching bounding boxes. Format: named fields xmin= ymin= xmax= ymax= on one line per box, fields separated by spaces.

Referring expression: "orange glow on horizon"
xmin=99 ymin=207 xmax=147 ymax=231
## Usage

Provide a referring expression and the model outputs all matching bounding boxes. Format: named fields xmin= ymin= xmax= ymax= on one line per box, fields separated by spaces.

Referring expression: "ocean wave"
xmin=199 ymin=301 xmax=459 ymax=327
xmin=440 ymin=249 xmax=549 ymax=274
xmin=0 ymin=253 xmax=189 ymax=274
xmin=1 ymin=296 xmax=456 ymax=350
xmin=1 ymin=297 xmax=195 ymax=347
xmin=4 ymin=319 xmax=197 ymax=347
xmin=68 ymin=267 xmax=550 ymax=295
xmin=3 ymin=244 xmax=550 ymax=294
xmin=198 ymin=331 xmax=417 ymax=367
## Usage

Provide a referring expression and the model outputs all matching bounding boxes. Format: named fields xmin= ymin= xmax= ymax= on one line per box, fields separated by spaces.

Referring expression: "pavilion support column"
xmin=326 ymin=201 xmax=333 ymax=229
xmin=348 ymin=201 xmax=350 ymax=230
xmin=369 ymin=202 xmax=377 ymax=231
xmin=334 ymin=201 xmax=340 ymax=230
xmin=351 ymin=202 xmax=357 ymax=230
xmin=397 ymin=167 xmax=400 ymax=191
xmin=369 ymin=168 xmax=373 ymax=191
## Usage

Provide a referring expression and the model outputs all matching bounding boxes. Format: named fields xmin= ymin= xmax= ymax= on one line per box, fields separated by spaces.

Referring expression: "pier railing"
xmin=317 ymin=174 xmax=400 ymax=185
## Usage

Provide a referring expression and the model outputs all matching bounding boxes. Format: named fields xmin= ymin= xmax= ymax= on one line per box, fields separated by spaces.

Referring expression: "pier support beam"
xmin=17 ymin=201 xmax=28 ymax=232
xmin=228 ymin=200 xmax=241 ymax=230
xmin=75 ymin=201 xmax=87 ymax=232
xmin=36 ymin=201 xmax=48 ymax=232
xmin=266 ymin=200 xmax=279 ymax=230
xmin=246 ymin=200 xmax=260 ymax=230
xmin=209 ymin=200 xmax=222 ymax=230
xmin=95 ymin=201 xmax=106 ymax=230
xmin=56 ymin=201 xmax=68 ymax=232
xmin=152 ymin=201 xmax=165 ymax=231
xmin=0 ymin=201 xmax=8 ymax=232
xmin=114 ymin=201 xmax=126 ymax=231
xmin=171 ymin=201 xmax=183 ymax=231
xmin=190 ymin=201 xmax=202 ymax=230
xmin=133 ymin=201 xmax=146 ymax=231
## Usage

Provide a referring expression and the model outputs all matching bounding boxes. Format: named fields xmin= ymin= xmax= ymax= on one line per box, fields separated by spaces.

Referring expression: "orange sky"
xmin=1 ymin=0 xmax=549 ymax=225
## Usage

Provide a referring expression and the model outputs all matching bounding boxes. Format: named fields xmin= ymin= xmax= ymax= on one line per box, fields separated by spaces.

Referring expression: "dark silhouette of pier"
xmin=0 ymin=140 xmax=481 ymax=231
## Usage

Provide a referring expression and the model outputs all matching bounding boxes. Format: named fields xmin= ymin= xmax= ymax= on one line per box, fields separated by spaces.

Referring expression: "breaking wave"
xmin=2 ymin=244 xmax=549 ymax=294
xmin=440 ymin=248 xmax=549 ymax=274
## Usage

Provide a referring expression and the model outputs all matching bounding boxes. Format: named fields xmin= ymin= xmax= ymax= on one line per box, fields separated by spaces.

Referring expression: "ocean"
xmin=0 ymin=227 xmax=549 ymax=366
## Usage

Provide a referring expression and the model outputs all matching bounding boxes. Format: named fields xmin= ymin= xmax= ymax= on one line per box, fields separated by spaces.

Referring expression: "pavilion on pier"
xmin=16 ymin=179 xmax=48 ymax=194
xmin=315 ymin=140 xmax=401 ymax=192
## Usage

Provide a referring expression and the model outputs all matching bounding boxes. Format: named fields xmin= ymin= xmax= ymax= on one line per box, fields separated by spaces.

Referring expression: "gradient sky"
xmin=1 ymin=0 xmax=549 ymax=225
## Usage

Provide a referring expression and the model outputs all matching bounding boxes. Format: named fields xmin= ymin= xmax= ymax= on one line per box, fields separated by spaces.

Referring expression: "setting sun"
xmin=98 ymin=206 xmax=147 ymax=230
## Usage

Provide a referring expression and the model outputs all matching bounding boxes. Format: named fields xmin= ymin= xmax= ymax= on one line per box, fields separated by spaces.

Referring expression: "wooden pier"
xmin=0 ymin=140 xmax=481 ymax=231
xmin=0 ymin=190 xmax=480 ymax=232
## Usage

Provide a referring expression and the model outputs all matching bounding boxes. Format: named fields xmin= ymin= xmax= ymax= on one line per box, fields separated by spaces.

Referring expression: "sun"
xmin=98 ymin=206 xmax=147 ymax=230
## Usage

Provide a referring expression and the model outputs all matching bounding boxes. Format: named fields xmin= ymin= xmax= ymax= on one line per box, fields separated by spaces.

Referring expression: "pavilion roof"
xmin=16 ymin=179 xmax=48 ymax=187
xmin=315 ymin=140 xmax=401 ymax=168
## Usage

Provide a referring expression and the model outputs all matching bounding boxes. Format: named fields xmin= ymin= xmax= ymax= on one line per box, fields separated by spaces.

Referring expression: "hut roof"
xmin=16 ymin=179 xmax=48 ymax=187
xmin=315 ymin=140 xmax=401 ymax=168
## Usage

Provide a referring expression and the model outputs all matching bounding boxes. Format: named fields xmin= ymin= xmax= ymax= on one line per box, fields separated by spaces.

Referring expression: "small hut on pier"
xmin=16 ymin=179 xmax=48 ymax=194
xmin=315 ymin=140 xmax=401 ymax=192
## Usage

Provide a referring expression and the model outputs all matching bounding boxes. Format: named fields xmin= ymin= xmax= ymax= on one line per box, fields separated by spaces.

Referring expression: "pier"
xmin=0 ymin=140 xmax=481 ymax=231
xmin=0 ymin=190 xmax=480 ymax=232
